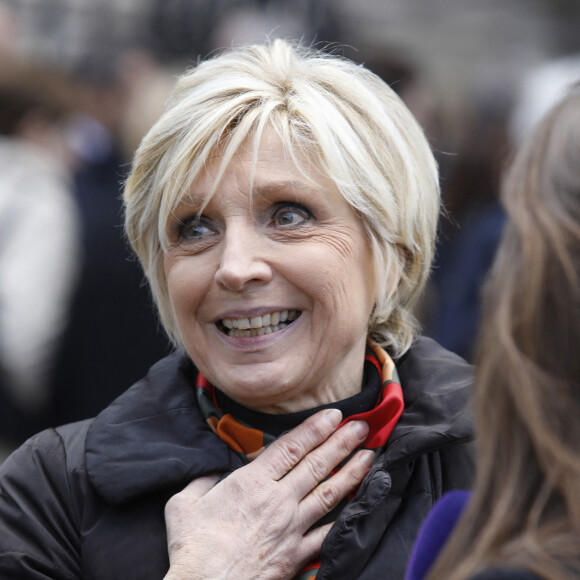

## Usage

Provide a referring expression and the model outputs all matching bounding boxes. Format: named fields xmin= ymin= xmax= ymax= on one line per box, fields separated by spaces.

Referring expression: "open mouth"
xmin=218 ymin=310 xmax=301 ymax=337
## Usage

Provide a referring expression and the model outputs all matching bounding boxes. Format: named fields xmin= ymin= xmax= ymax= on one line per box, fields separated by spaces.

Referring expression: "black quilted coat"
xmin=0 ymin=337 xmax=475 ymax=579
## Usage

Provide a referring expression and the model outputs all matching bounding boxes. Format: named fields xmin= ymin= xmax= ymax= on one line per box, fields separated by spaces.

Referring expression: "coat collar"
xmin=85 ymin=351 xmax=242 ymax=504
xmin=386 ymin=336 xmax=474 ymax=465
xmin=85 ymin=337 xmax=473 ymax=504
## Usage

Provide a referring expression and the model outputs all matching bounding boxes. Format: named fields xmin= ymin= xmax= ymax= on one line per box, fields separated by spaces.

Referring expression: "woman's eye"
xmin=272 ymin=205 xmax=312 ymax=227
xmin=179 ymin=218 xmax=216 ymax=241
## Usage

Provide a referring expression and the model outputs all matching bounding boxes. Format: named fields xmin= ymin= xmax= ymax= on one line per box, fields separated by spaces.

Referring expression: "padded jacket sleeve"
xmin=441 ymin=438 xmax=476 ymax=493
xmin=0 ymin=428 xmax=84 ymax=579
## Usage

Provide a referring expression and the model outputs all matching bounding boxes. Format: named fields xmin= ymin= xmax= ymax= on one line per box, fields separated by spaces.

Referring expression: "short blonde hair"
xmin=124 ymin=39 xmax=440 ymax=358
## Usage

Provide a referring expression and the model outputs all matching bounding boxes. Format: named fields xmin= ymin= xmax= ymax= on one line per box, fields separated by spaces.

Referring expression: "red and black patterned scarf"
xmin=195 ymin=341 xmax=404 ymax=579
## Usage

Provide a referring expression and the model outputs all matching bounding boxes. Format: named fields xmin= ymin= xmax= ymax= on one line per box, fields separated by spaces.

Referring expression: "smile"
xmin=219 ymin=310 xmax=301 ymax=337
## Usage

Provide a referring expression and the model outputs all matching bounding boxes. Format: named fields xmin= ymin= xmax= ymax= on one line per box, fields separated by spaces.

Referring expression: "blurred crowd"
xmin=0 ymin=1 xmax=178 ymax=457
xmin=1 ymin=0 xmax=579 ymax=460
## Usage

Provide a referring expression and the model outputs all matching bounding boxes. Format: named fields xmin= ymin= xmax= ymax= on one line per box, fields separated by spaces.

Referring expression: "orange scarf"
xmin=195 ymin=341 xmax=404 ymax=579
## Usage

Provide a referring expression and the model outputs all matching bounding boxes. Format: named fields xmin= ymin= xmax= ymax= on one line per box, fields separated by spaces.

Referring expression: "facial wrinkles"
xmin=291 ymin=230 xmax=371 ymax=349
xmin=163 ymin=131 xmax=379 ymax=413
xmin=299 ymin=221 xmax=371 ymax=290
xmin=208 ymin=215 xmax=363 ymax=355
xmin=311 ymin=221 xmax=363 ymax=256
xmin=166 ymin=195 xmax=371 ymax=323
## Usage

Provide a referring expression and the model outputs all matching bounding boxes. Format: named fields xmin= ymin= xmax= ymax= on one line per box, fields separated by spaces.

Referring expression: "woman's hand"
xmin=163 ymin=409 xmax=373 ymax=580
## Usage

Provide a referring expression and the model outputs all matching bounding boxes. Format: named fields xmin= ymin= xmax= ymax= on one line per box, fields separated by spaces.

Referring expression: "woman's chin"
xmin=214 ymin=363 xmax=307 ymax=408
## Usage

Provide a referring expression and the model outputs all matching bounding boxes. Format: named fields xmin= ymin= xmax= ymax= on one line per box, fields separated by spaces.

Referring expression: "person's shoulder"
xmin=398 ymin=336 xmax=474 ymax=384
xmin=0 ymin=421 xmax=94 ymax=546
xmin=393 ymin=336 xmax=474 ymax=433
xmin=395 ymin=336 xmax=473 ymax=414
xmin=1 ymin=419 xmax=93 ymax=480
xmin=385 ymin=336 xmax=475 ymax=470
xmin=468 ymin=568 xmax=544 ymax=580
xmin=0 ymin=422 xmax=94 ymax=578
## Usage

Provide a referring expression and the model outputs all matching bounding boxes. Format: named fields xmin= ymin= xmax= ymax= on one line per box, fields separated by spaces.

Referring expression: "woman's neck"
xmin=214 ymin=357 xmax=382 ymax=437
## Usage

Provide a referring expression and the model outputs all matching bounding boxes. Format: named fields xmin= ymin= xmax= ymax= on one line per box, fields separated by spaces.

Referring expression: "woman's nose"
xmin=214 ymin=226 xmax=272 ymax=291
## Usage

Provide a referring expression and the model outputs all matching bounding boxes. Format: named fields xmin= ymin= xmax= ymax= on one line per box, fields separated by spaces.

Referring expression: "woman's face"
xmin=164 ymin=132 xmax=377 ymax=413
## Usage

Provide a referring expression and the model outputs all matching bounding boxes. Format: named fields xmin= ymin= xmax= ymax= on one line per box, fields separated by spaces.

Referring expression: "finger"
xmin=298 ymin=449 xmax=374 ymax=528
xmin=254 ymin=409 xmax=343 ymax=480
xmin=182 ymin=473 xmax=221 ymax=498
xmin=281 ymin=419 xmax=369 ymax=499
xmin=297 ymin=522 xmax=334 ymax=567
xmin=165 ymin=473 xmax=220 ymax=519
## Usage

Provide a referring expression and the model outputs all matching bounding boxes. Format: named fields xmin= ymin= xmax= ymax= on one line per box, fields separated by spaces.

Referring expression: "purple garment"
xmin=405 ymin=490 xmax=472 ymax=580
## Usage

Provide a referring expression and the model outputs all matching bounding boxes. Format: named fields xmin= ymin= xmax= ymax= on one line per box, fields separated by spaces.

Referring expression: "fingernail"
xmin=358 ymin=449 xmax=375 ymax=467
xmin=324 ymin=408 xmax=342 ymax=428
xmin=350 ymin=420 xmax=369 ymax=441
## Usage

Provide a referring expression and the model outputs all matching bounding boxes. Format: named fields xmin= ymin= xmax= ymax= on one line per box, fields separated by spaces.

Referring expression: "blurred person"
xmin=420 ymin=85 xmax=512 ymax=361
xmin=0 ymin=40 xmax=474 ymax=579
xmin=45 ymin=53 xmax=171 ymax=428
xmin=424 ymin=55 xmax=580 ymax=362
xmin=405 ymin=82 xmax=580 ymax=580
xmin=0 ymin=57 xmax=80 ymax=452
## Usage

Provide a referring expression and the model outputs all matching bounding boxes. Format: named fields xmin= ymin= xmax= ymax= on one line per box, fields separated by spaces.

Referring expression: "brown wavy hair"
xmin=427 ymin=83 xmax=580 ymax=580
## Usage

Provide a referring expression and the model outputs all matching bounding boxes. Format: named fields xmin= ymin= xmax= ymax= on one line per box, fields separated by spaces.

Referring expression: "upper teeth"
xmin=221 ymin=310 xmax=299 ymax=330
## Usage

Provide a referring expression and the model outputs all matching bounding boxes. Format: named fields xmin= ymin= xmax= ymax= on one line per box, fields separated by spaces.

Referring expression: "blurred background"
xmin=1 ymin=0 xmax=580 ymax=459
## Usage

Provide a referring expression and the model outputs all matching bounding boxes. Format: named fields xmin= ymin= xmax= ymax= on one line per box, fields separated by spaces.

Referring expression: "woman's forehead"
xmin=174 ymin=131 xmax=326 ymax=207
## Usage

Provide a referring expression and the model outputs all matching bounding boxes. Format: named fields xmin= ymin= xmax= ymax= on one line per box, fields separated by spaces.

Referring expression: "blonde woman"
xmin=0 ymin=40 xmax=474 ymax=579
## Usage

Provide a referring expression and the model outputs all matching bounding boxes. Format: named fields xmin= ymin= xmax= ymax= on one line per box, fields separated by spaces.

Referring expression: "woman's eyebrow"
xmin=252 ymin=180 xmax=317 ymax=198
